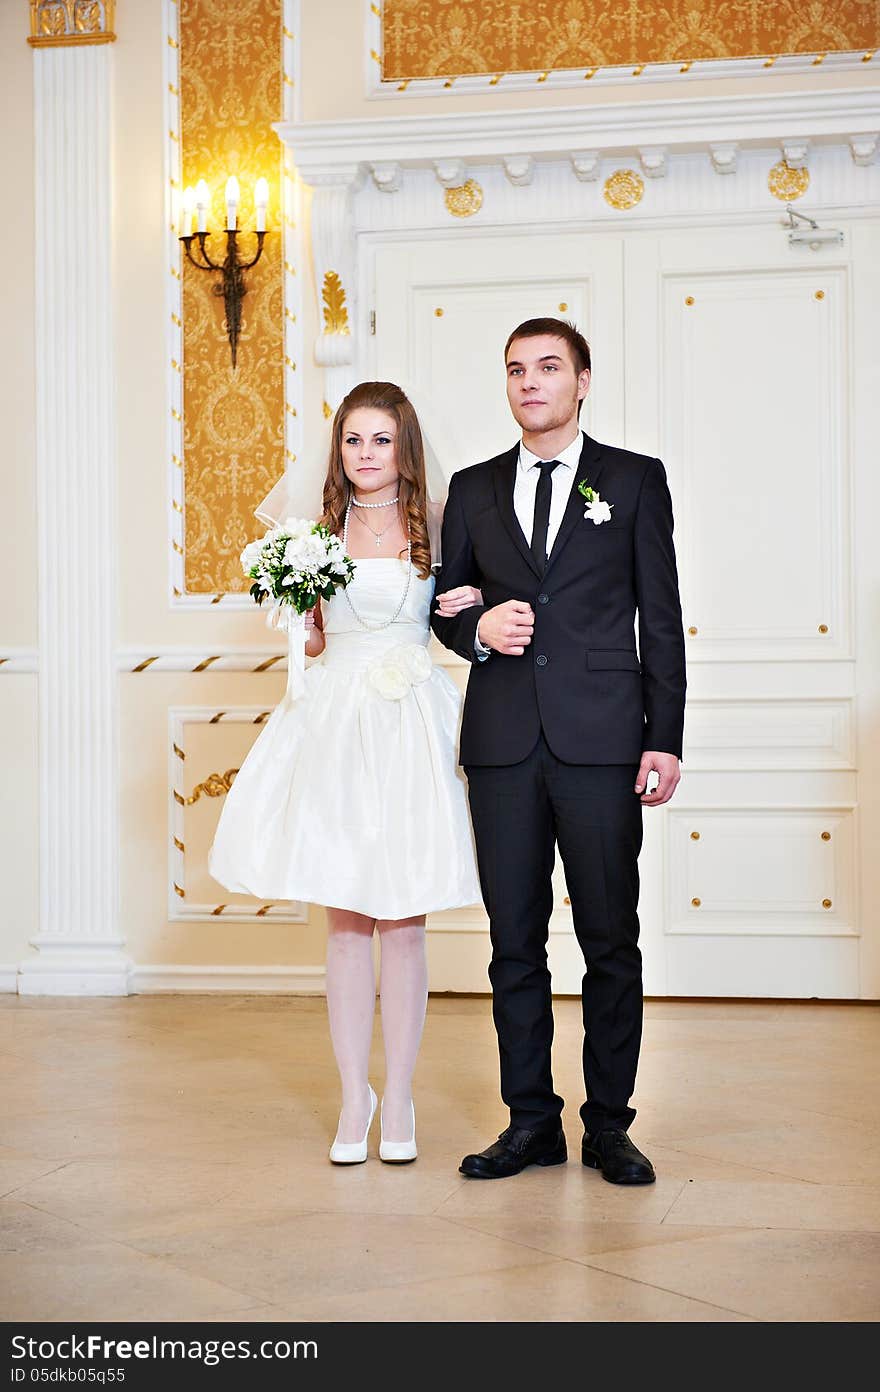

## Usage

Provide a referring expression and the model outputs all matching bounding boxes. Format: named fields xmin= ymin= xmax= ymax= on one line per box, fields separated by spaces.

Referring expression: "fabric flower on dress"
xmin=367 ymin=644 xmax=433 ymax=701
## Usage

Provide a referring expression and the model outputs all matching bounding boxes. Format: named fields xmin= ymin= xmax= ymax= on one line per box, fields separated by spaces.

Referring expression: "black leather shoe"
xmin=460 ymin=1125 xmax=567 ymax=1179
xmin=582 ymin=1129 xmax=655 ymax=1185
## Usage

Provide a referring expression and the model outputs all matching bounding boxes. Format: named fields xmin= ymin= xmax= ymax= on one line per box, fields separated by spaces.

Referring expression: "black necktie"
xmin=530 ymin=459 xmax=560 ymax=571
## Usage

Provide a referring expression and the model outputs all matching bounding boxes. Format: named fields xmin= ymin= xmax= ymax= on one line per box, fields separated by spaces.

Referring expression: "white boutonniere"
xmin=578 ymin=478 xmax=613 ymax=526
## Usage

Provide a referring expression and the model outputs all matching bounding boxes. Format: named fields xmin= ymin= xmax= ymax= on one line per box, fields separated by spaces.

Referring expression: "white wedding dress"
xmin=208 ymin=558 xmax=482 ymax=919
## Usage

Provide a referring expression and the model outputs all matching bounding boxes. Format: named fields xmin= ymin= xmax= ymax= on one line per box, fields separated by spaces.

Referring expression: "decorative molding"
xmin=849 ymin=132 xmax=879 ymax=166
xmin=168 ymin=707 xmax=308 ymax=924
xmin=666 ymin=806 xmax=857 ymax=937
xmin=276 ymin=91 xmax=880 ymax=174
xmin=129 ymin=964 xmax=326 ymax=994
xmin=0 ymin=650 xmax=39 ymax=674
xmin=21 ymin=39 xmax=130 ymax=998
xmin=502 ymin=155 xmax=534 ymax=187
xmin=117 ymin=649 xmax=288 ymax=674
xmin=709 ymin=142 xmax=739 ymax=174
xmin=28 ymin=0 xmax=116 ymax=48
xmin=782 ymin=138 xmax=811 ymax=168
xmin=682 ymin=697 xmax=855 ymax=771
xmin=639 ymin=146 xmax=668 ymax=179
xmin=433 ymin=158 xmax=466 ymax=188
xmin=370 ymin=161 xmax=402 ymax=192
xmin=570 ymin=150 xmax=600 ymax=181
xmin=306 ymin=167 xmax=363 ymax=412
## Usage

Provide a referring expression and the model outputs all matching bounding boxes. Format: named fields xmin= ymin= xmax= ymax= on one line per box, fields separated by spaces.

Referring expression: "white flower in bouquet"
xmin=240 ymin=517 xmax=356 ymax=630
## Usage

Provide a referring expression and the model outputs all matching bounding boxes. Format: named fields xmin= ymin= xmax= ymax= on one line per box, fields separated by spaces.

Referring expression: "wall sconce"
xmin=179 ymin=176 xmax=269 ymax=369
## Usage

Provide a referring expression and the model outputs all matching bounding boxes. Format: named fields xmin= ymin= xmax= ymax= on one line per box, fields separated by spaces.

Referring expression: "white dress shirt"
xmin=474 ymin=430 xmax=584 ymax=658
xmin=513 ymin=430 xmax=584 ymax=553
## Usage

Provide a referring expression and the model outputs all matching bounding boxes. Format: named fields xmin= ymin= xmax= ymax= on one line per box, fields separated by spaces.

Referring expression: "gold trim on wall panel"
xmin=168 ymin=707 xmax=307 ymax=922
xmin=28 ymin=0 xmax=116 ymax=47
xmin=379 ymin=1 xmax=880 ymax=80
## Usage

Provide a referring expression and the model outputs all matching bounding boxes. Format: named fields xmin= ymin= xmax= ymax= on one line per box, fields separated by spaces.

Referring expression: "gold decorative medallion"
xmin=603 ymin=169 xmax=644 ymax=210
xmin=444 ymin=180 xmax=484 ymax=218
xmin=768 ymin=161 xmax=810 ymax=201
xmin=321 ymin=271 xmax=351 ymax=335
xmin=28 ymin=0 xmax=116 ymax=46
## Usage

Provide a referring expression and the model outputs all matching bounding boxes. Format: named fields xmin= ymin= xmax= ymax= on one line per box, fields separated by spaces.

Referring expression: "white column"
xmin=20 ymin=44 xmax=129 ymax=995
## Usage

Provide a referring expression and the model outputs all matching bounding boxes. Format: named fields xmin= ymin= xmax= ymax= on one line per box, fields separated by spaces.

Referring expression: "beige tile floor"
xmin=0 ymin=994 xmax=878 ymax=1322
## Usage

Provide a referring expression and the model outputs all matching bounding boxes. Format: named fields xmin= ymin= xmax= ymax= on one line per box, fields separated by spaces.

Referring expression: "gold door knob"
xmin=821 ymin=831 xmax=831 ymax=841
xmin=434 ymin=307 xmax=444 ymax=317
xmin=687 ymin=626 xmax=698 ymax=636
xmin=690 ymin=831 xmax=700 ymax=840
xmin=691 ymin=897 xmax=701 ymax=907
xmin=563 ymin=896 xmax=571 ymax=905
xmin=822 ymin=898 xmax=832 ymax=909
xmin=818 ymin=624 xmax=828 ymax=634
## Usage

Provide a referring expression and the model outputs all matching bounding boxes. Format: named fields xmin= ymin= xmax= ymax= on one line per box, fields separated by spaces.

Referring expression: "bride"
xmin=209 ymin=381 xmax=482 ymax=1165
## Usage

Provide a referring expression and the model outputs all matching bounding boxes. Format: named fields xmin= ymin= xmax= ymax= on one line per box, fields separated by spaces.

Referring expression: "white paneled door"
xmin=368 ymin=220 xmax=877 ymax=999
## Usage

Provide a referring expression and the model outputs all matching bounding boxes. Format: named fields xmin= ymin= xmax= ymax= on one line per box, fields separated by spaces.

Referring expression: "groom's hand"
xmin=635 ymin=751 xmax=681 ymax=806
xmin=477 ymin=601 xmax=535 ymax=656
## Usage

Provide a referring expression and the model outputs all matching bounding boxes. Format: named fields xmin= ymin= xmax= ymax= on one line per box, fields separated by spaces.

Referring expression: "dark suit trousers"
xmin=465 ymin=734 xmax=644 ymax=1135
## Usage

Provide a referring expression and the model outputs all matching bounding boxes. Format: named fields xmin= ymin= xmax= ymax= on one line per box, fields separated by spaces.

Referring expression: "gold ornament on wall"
xmin=768 ymin=161 xmax=810 ymax=201
xmin=603 ymin=169 xmax=644 ymax=210
xmin=28 ymin=0 xmax=116 ymax=46
xmin=182 ymin=769 xmax=239 ymax=806
xmin=444 ymin=180 xmax=484 ymax=218
xmin=322 ymin=272 xmax=351 ymax=335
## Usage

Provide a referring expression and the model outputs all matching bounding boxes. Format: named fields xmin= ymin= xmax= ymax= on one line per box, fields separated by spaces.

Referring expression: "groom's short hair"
xmin=504 ymin=318 xmax=591 ymax=375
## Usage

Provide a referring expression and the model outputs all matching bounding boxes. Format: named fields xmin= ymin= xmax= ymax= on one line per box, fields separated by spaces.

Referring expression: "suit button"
xmin=537 ymin=593 xmax=550 ymax=605
xmin=536 ymin=654 xmax=548 ymax=667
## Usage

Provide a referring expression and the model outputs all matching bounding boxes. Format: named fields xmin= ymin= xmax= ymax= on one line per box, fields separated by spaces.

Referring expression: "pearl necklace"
xmin=350 ymin=494 xmax=399 ymax=509
xmin=342 ymin=501 xmax=413 ymax=632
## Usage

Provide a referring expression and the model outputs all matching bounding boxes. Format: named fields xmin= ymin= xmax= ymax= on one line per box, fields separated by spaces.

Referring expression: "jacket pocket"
xmin=586 ymin=650 xmax=642 ymax=672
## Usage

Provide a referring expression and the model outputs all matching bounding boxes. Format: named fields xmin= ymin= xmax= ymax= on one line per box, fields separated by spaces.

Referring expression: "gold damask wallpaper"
xmin=180 ymin=0 xmax=283 ymax=595
xmin=382 ymin=0 xmax=879 ymax=77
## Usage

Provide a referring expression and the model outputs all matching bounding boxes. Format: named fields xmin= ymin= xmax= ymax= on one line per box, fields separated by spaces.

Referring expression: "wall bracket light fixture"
xmin=179 ymin=177 xmax=269 ymax=370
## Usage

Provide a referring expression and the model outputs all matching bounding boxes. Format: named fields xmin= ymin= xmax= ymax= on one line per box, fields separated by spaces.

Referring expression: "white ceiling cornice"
xmin=275 ymin=88 xmax=880 ymax=180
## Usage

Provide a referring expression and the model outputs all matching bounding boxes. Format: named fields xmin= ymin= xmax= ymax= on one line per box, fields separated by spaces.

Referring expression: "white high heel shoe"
xmin=329 ymin=1084 xmax=377 ymax=1165
xmin=379 ymin=1098 xmax=418 ymax=1163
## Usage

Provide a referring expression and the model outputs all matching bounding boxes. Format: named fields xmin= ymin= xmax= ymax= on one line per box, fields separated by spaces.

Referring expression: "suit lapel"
xmin=492 ymin=445 xmax=541 ymax=578
xmin=543 ymin=432 xmax=605 ymax=576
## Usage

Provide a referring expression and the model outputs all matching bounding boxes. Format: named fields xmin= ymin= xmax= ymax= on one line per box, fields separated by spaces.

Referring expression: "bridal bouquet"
xmin=240 ymin=518 xmax=355 ymax=632
xmin=241 ymin=519 xmax=354 ymax=700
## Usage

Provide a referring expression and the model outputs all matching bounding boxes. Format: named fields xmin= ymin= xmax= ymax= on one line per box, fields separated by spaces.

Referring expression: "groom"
xmin=431 ymin=318 xmax=686 ymax=1184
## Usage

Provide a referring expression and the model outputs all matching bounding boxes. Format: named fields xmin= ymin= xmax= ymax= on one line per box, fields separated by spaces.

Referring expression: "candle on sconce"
xmin=195 ymin=179 xmax=209 ymax=233
xmin=254 ymin=177 xmax=269 ymax=233
xmin=181 ymin=186 xmax=195 ymax=238
xmin=225 ymin=176 xmax=240 ymax=231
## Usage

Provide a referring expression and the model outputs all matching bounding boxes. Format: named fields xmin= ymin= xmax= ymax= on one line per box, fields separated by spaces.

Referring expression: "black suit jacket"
xmin=430 ymin=433 xmax=686 ymax=766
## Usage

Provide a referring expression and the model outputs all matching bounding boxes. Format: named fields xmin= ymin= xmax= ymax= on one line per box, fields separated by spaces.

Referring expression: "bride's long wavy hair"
xmin=321 ymin=382 xmax=432 ymax=581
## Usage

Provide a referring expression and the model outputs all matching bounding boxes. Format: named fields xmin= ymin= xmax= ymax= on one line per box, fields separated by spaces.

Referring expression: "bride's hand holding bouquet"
xmin=240 ymin=517 xmax=355 ymax=694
